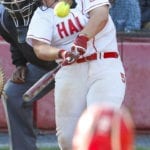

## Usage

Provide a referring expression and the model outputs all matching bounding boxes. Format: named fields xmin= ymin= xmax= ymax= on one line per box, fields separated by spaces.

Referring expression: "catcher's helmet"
xmin=0 ymin=0 xmax=40 ymax=42
xmin=73 ymin=105 xmax=135 ymax=150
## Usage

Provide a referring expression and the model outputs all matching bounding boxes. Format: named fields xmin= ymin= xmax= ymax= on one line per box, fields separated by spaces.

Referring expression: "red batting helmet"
xmin=72 ymin=105 xmax=135 ymax=150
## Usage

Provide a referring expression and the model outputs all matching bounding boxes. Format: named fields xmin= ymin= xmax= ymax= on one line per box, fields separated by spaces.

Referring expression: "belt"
xmin=76 ymin=52 xmax=119 ymax=63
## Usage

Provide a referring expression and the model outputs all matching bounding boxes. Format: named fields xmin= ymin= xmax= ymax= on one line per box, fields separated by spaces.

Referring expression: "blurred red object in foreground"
xmin=72 ymin=105 xmax=135 ymax=150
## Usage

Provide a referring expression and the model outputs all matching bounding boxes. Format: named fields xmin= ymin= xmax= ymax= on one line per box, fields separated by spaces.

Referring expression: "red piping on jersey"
xmin=92 ymin=37 xmax=98 ymax=53
xmin=27 ymin=35 xmax=51 ymax=43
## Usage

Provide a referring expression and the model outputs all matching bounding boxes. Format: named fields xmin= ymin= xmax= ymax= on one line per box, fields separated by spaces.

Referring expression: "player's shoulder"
xmin=33 ymin=6 xmax=54 ymax=20
xmin=76 ymin=0 xmax=110 ymax=4
xmin=76 ymin=0 xmax=110 ymax=13
xmin=76 ymin=0 xmax=110 ymax=8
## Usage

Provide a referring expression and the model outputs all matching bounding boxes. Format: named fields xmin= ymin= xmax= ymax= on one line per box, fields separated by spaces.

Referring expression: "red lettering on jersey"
xmin=68 ymin=19 xmax=79 ymax=34
xmin=56 ymin=17 xmax=84 ymax=38
xmin=56 ymin=22 xmax=69 ymax=38
xmin=75 ymin=17 xmax=84 ymax=30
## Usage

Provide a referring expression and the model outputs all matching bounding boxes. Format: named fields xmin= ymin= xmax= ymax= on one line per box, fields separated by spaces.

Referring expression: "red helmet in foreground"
xmin=72 ymin=105 xmax=135 ymax=150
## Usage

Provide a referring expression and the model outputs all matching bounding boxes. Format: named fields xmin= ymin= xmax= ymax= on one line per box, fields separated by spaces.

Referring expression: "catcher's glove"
xmin=0 ymin=65 xmax=5 ymax=97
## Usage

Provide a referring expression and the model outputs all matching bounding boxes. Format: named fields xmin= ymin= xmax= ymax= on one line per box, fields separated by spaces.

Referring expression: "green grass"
xmin=136 ymin=148 xmax=150 ymax=150
xmin=0 ymin=147 xmax=59 ymax=150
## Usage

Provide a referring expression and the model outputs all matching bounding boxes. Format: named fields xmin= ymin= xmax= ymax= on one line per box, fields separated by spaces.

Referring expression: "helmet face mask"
xmin=0 ymin=0 xmax=39 ymax=43
xmin=1 ymin=0 xmax=38 ymax=27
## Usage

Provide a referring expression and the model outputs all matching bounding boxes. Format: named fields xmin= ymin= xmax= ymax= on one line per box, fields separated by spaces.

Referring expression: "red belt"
xmin=76 ymin=52 xmax=119 ymax=63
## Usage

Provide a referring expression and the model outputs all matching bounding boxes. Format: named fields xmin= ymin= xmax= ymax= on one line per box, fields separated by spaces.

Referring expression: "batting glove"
xmin=58 ymin=49 xmax=78 ymax=66
xmin=71 ymin=34 xmax=89 ymax=56
xmin=11 ymin=66 xmax=27 ymax=84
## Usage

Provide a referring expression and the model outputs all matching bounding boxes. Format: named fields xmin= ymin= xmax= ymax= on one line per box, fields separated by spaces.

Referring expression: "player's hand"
xmin=71 ymin=34 xmax=89 ymax=56
xmin=10 ymin=66 xmax=27 ymax=84
xmin=58 ymin=50 xmax=78 ymax=66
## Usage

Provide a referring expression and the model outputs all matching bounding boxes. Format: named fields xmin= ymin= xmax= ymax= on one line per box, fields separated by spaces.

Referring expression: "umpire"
xmin=0 ymin=1 xmax=57 ymax=150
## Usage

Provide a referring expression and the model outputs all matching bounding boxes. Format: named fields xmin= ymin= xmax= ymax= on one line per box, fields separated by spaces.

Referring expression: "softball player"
xmin=27 ymin=0 xmax=126 ymax=149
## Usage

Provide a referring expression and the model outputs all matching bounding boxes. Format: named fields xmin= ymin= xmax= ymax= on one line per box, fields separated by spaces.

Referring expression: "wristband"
xmin=58 ymin=49 xmax=66 ymax=59
xmin=78 ymin=33 xmax=89 ymax=41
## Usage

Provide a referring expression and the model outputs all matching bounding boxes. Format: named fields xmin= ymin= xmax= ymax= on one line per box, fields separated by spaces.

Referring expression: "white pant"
xmin=55 ymin=57 xmax=126 ymax=150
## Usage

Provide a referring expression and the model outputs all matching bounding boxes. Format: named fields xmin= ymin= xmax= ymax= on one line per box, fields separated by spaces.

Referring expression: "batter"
xmin=27 ymin=0 xmax=126 ymax=149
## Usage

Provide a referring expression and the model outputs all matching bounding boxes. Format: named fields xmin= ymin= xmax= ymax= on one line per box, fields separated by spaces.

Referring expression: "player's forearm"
xmin=80 ymin=5 xmax=109 ymax=39
xmin=32 ymin=39 xmax=59 ymax=61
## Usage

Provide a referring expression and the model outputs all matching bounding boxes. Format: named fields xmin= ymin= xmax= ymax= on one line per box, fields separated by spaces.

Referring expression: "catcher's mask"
xmin=0 ymin=0 xmax=39 ymax=43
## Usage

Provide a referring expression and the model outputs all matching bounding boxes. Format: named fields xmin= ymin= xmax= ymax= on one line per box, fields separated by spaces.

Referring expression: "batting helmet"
xmin=72 ymin=105 xmax=135 ymax=150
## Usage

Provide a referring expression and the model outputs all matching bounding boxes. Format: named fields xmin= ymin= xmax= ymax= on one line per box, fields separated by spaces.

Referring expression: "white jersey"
xmin=27 ymin=0 xmax=118 ymax=56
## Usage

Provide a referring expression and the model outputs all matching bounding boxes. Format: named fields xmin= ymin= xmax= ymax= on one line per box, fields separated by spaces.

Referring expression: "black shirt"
xmin=0 ymin=5 xmax=57 ymax=70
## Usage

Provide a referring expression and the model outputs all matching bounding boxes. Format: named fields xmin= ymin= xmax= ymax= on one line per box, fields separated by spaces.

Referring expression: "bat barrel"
xmin=23 ymin=65 xmax=61 ymax=102
xmin=23 ymin=93 xmax=33 ymax=102
xmin=23 ymin=76 xmax=51 ymax=102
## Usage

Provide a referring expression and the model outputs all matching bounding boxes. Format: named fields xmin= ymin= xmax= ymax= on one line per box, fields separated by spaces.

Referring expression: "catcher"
xmin=0 ymin=1 xmax=58 ymax=150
